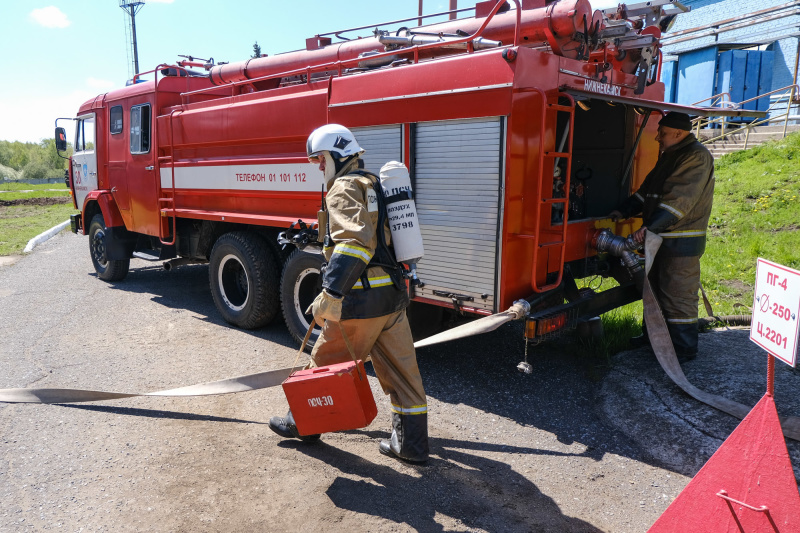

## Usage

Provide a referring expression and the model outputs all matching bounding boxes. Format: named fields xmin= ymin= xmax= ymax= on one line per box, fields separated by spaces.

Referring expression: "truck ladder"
xmin=157 ymin=110 xmax=179 ymax=245
xmin=527 ymin=91 xmax=575 ymax=293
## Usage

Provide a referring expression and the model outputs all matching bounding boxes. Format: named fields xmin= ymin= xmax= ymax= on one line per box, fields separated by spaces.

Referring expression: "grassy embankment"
xmin=591 ymin=131 xmax=800 ymax=357
xmin=0 ymin=182 xmax=76 ymax=256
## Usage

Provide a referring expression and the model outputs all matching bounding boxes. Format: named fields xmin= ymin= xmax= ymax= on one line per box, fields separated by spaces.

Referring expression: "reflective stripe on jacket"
xmin=617 ymin=134 xmax=715 ymax=256
xmin=322 ymin=159 xmax=409 ymax=320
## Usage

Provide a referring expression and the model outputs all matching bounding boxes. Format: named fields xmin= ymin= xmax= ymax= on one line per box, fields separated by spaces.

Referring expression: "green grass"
xmin=702 ymin=132 xmax=800 ymax=315
xmin=0 ymin=190 xmax=71 ymax=201
xmin=0 ymin=202 xmax=77 ymax=255
xmin=0 ymin=181 xmax=67 ymax=191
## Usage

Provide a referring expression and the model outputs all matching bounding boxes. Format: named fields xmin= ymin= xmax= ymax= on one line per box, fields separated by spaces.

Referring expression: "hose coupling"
xmin=509 ymin=299 xmax=531 ymax=320
xmin=592 ymin=228 xmax=640 ymax=255
xmin=592 ymin=229 xmax=644 ymax=282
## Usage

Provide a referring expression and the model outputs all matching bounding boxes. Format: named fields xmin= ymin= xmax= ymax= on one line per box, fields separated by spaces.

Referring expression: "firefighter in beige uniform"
xmin=269 ymin=124 xmax=429 ymax=463
xmin=610 ymin=112 xmax=714 ymax=360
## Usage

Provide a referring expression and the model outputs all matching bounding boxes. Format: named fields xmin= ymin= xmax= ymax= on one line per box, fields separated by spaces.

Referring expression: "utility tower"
xmin=119 ymin=0 xmax=145 ymax=77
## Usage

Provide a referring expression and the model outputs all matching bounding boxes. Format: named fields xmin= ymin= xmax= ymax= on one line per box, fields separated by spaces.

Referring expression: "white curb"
xmin=23 ymin=220 xmax=70 ymax=254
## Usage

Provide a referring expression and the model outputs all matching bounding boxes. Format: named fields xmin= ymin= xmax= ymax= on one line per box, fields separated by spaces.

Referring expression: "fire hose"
xmin=639 ymin=231 xmax=800 ymax=441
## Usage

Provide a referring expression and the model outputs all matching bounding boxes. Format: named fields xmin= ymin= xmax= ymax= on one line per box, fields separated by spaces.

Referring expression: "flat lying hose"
xmin=643 ymin=232 xmax=800 ymax=442
xmin=0 ymin=367 xmax=301 ymax=404
xmin=413 ymin=313 xmax=516 ymax=349
xmin=0 ymin=325 xmax=318 ymax=404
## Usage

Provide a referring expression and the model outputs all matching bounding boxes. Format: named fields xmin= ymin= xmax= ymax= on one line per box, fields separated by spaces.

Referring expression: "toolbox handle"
xmin=292 ymin=320 xmax=365 ymax=382
xmin=338 ymin=322 xmax=365 ymax=382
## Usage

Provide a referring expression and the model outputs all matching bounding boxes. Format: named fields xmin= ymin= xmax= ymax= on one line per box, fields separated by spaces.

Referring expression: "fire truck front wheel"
xmin=89 ymin=214 xmax=130 ymax=282
xmin=280 ymin=249 xmax=324 ymax=350
xmin=209 ymin=232 xmax=280 ymax=329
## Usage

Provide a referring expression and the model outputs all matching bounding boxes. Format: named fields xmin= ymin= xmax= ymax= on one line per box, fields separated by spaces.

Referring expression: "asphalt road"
xmin=1 ymin=232 xmax=797 ymax=532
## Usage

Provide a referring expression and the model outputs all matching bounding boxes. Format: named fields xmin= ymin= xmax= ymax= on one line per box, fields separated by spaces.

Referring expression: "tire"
xmin=89 ymin=214 xmax=130 ymax=282
xmin=280 ymin=249 xmax=325 ymax=348
xmin=209 ymin=231 xmax=280 ymax=329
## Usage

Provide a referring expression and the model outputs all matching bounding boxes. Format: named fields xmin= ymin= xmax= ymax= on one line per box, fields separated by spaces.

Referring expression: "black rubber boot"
xmin=379 ymin=412 xmax=429 ymax=463
xmin=666 ymin=322 xmax=698 ymax=363
xmin=269 ymin=410 xmax=321 ymax=442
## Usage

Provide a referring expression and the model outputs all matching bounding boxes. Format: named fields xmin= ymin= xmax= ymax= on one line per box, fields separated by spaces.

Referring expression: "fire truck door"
xmin=126 ymin=103 xmax=160 ymax=236
xmin=72 ymin=113 xmax=98 ymax=210
xmin=106 ymin=105 xmax=132 ymax=226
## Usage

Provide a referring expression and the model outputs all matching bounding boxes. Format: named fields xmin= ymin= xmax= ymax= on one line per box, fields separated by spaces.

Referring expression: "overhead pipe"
xmin=209 ymin=0 xmax=594 ymax=86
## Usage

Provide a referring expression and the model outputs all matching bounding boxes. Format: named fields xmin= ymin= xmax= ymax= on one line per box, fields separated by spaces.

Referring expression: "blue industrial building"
xmin=660 ymin=0 xmax=799 ymax=119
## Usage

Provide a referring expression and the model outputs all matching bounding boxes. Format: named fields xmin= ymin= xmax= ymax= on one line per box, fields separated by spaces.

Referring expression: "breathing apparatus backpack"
xmin=337 ymin=162 xmax=424 ymax=291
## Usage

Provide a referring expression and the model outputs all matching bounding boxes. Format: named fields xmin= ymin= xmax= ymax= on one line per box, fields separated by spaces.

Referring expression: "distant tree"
xmin=22 ymin=159 xmax=50 ymax=181
xmin=39 ymin=138 xmax=68 ymax=171
xmin=8 ymin=142 xmax=31 ymax=170
xmin=0 ymin=139 xmax=70 ymax=180
xmin=251 ymin=41 xmax=262 ymax=58
xmin=0 ymin=163 xmax=20 ymax=180
xmin=0 ymin=142 xmax=11 ymax=169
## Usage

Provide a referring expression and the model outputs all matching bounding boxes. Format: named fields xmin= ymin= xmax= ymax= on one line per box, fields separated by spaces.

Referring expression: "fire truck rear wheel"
xmin=88 ymin=214 xmax=130 ymax=282
xmin=209 ymin=231 xmax=280 ymax=329
xmin=280 ymin=249 xmax=324 ymax=350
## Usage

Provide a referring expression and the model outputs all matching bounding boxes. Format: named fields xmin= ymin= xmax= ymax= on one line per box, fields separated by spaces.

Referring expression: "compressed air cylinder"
xmin=379 ymin=161 xmax=424 ymax=264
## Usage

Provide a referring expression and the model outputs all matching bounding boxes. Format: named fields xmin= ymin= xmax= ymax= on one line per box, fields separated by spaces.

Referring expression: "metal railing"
xmin=692 ymin=84 xmax=800 ymax=150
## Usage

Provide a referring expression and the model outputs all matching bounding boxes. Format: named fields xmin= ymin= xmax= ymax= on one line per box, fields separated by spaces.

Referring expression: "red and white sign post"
xmin=750 ymin=258 xmax=800 ymax=367
xmin=650 ymin=258 xmax=800 ymax=532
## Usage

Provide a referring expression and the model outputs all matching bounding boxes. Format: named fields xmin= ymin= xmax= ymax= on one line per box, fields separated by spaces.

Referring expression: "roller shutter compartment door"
xmin=350 ymin=125 xmax=403 ymax=172
xmin=413 ymin=117 xmax=503 ymax=313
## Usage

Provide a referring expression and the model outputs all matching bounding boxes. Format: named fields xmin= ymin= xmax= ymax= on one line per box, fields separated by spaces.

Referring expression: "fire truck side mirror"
xmin=55 ymin=127 xmax=68 ymax=153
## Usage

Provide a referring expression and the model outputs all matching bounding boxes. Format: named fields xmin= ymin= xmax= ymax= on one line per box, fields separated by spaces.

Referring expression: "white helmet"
xmin=306 ymin=124 xmax=365 ymax=161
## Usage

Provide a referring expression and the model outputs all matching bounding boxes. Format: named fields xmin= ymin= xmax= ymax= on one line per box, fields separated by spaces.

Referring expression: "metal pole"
xmin=419 ymin=0 xmax=423 ymax=26
xmin=784 ymin=85 xmax=795 ymax=139
xmin=450 ymin=0 xmax=457 ymax=20
xmin=130 ymin=7 xmax=140 ymax=75
xmin=784 ymin=41 xmax=800 ymax=138
xmin=620 ymin=111 xmax=651 ymax=190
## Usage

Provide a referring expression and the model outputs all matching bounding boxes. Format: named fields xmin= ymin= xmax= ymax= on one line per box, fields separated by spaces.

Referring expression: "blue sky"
xmin=0 ymin=0 xmax=616 ymax=144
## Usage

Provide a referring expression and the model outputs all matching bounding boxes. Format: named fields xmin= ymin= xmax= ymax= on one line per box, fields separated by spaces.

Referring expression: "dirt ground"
xmin=0 ymin=196 xmax=70 ymax=207
xmin=1 ymin=232 xmax=798 ymax=532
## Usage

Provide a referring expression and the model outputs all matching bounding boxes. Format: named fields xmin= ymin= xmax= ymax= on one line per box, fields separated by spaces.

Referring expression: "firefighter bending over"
xmin=609 ymin=112 xmax=714 ymax=362
xmin=269 ymin=124 xmax=429 ymax=463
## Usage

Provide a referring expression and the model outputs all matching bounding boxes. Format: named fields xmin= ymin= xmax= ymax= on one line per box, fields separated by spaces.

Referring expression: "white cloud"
xmin=86 ymin=77 xmax=116 ymax=90
xmin=0 ymin=90 xmax=95 ymax=143
xmin=29 ymin=6 xmax=70 ymax=28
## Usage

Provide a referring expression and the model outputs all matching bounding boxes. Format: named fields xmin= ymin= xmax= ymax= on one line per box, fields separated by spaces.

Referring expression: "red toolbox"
xmin=282 ymin=360 xmax=377 ymax=436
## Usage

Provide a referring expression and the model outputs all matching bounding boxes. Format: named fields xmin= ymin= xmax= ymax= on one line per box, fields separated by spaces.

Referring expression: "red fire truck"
xmin=56 ymin=0 xmax=744 ymax=348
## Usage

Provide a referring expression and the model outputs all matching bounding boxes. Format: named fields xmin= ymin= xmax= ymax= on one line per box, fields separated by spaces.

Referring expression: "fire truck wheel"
xmin=280 ymin=249 xmax=324 ymax=350
xmin=88 ymin=214 xmax=130 ymax=282
xmin=209 ymin=231 xmax=280 ymax=329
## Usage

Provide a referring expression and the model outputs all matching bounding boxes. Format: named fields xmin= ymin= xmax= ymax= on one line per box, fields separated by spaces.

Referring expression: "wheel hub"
xmin=294 ymin=267 xmax=320 ymax=331
xmin=219 ymin=254 xmax=249 ymax=311
xmin=91 ymin=230 xmax=107 ymax=267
